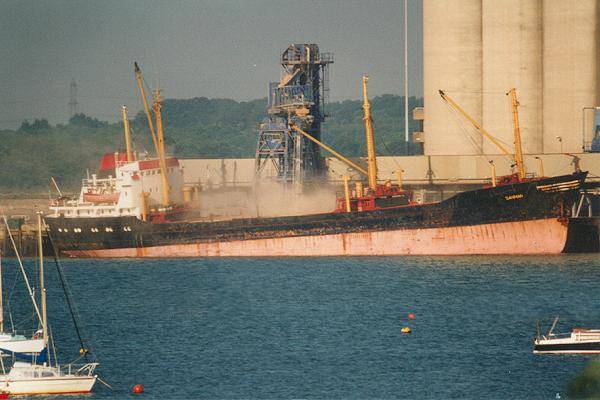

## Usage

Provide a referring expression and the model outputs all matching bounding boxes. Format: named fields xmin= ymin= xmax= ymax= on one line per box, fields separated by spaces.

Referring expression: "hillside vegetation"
xmin=0 ymin=95 xmax=422 ymax=192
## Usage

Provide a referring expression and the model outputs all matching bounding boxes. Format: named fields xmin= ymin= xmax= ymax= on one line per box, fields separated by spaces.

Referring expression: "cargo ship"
xmin=45 ymin=67 xmax=591 ymax=257
xmin=47 ymin=167 xmax=587 ymax=257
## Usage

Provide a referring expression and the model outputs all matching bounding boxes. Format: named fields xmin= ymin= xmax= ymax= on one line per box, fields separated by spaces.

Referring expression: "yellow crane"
xmin=134 ymin=62 xmax=160 ymax=157
xmin=289 ymin=124 xmax=368 ymax=176
xmin=507 ymin=88 xmax=525 ymax=180
xmin=439 ymin=89 xmax=526 ymax=181
xmin=362 ymin=75 xmax=378 ymax=190
xmin=133 ymin=62 xmax=171 ymax=206
xmin=152 ymin=89 xmax=171 ymax=206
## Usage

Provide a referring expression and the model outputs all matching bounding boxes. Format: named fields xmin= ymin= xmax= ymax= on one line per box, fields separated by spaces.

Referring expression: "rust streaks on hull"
xmin=65 ymin=218 xmax=569 ymax=257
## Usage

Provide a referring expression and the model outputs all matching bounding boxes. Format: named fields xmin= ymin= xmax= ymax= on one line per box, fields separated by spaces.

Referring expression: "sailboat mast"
xmin=0 ymin=250 xmax=3 ymax=333
xmin=37 ymin=213 xmax=48 ymax=348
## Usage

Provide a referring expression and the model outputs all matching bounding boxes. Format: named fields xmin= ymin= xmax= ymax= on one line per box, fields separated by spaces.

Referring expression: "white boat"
xmin=0 ymin=362 xmax=96 ymax=395
xmin=0 ymin=214 xmax=98 ymax=395
xmin=533 ymin=316 xmax=600 ymax=355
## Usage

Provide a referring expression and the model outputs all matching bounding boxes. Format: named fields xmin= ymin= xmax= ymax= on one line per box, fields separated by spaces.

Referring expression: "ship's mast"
xmin=121 ymin=105 xmax=134 ymax=162
xmin=507 ymin=88 xmax=526 ymax=180
xmin=362 ymin=75 xmax=378 ymax=190
xmin=37 ymin=213 xmax=48 ymax=349
xmin=152 ymin=90 xmax=171 ymax=206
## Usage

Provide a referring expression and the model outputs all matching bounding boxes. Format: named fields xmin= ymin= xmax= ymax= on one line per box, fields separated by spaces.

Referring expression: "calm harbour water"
xmin=7 ymin=254 xmax=600 ymax=399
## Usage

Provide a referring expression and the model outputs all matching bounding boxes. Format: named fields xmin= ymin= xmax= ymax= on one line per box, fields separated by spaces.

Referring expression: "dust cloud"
xmin=252 ymin=181 xmax=339 ymax=218
xmin=193 ymin=181 xmax=340 ymax=221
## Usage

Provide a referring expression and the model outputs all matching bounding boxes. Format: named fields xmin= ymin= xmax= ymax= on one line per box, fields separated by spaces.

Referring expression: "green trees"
xmin=0 ymin=94 xmax=422 ymax=192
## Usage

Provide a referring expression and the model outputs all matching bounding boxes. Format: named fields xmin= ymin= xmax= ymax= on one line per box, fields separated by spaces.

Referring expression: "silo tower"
xmin=255 ymin=44 xmax=333 ymax=184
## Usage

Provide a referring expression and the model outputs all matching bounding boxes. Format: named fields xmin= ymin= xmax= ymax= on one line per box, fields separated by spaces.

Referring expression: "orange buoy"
xmin=132 ymin=384 xmax=144 ymax=394
xmin=408 ymin=313 xmax=415 ymax=320
xmin=401 ymin=327 xmax=411 ymax=334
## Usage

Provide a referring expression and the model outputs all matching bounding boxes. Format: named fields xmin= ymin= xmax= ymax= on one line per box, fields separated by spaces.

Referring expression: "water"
xmin=4 ymin=254 xmax=600 ymax=399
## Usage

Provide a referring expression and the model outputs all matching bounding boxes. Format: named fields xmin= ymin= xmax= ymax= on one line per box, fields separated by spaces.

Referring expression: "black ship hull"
xmin=533 ymin=341 xmax=600 ymax=355
xmin=46 ymin=172 xmax=589 ymax=257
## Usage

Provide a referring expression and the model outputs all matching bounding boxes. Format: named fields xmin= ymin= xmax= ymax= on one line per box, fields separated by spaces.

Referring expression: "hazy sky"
xmin=0 ymin=0 xmax=423 ymax=129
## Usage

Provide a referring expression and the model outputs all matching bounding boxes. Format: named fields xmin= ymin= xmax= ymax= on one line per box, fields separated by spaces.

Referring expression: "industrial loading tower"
xmin=255 ymin=44 xmax=333 ymax=184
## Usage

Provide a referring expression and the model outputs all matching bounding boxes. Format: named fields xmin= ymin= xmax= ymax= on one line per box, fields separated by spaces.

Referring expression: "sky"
xmin=0 ymin=0 xmax=423 ymax=129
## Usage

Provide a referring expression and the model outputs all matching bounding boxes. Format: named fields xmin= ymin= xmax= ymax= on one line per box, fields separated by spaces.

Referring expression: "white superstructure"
xmin=50 ymin=156 xmax=184 ymax=219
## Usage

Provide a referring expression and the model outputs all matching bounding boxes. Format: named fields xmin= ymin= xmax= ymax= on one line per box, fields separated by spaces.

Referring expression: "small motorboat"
xmin=533 ymin=316 xmax=600 ymax=355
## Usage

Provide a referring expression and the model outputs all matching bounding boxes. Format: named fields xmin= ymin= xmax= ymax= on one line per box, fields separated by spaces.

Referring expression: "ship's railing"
xmin=49 ymin=197 xmax=78 ymax=207
xmin=62 ymin=362 xmax=99 ymax=377
xmin=542 ymin=332 xmax=571 ymax=340
xmin=572 ymin=190 xmax=597 ymax=218
xmin=81 ymin=177 xmax=117 ymax=186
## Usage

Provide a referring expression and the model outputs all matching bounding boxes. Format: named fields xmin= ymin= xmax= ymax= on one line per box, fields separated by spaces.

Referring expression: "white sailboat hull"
xmin=0 ymin=362 xmax=97 ymax=395
xmin=0 ymin=375 xmax=96 ymax=395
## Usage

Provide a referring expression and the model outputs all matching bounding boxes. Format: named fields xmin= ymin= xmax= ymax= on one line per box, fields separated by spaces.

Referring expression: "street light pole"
xmin=404 ymin=0 xmax=409 ymax=155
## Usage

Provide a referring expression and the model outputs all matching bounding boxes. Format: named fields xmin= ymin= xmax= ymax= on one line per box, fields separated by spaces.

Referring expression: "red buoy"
xmin=408 ymin=313 xmax=415 ymax=320
xmin=132 ymin=384 xmax=144 ymax=394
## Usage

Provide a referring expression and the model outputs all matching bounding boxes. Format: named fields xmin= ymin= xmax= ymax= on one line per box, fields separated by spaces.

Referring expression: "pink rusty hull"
xmin=65 ymin=217 xmax=569 ymax=257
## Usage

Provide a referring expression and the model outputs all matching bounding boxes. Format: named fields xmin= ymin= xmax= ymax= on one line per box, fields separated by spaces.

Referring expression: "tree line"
xmin=0 ymin=94 xmax=422 ymax=192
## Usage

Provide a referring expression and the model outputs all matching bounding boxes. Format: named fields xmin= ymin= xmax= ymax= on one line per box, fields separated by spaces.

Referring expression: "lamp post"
xmin=403 ymin=0 xmax=409 ymax=155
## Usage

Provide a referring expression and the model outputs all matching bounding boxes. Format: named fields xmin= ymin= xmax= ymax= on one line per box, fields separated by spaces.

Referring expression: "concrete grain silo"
xmin=423 ymin=0 xmax=483 ymax=155
xmin=423 ymin=0 xmax=600 ymax=158
xmin=542 ymin=0 xmax=599 ymax=154
xmin=481 ymin=0 xmax=543 ymax=155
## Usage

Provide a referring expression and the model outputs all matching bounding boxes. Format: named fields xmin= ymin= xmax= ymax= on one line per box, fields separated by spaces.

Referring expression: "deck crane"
xmin=439 ymin=89 xmax=527 ymax=181
xmin=289 ymin=75 xmax=413 ymax=213
xmin=134 ymin=62 xmax=160 ymax=156
xmin=362 ymin=75 xmax=378 ymax=190
xmin=133 ymin=62 xmax=171 ymax=206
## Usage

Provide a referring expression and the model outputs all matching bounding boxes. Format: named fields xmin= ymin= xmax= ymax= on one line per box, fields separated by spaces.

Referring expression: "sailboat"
xmin=0 ymin=213 xmax=98 ymax=395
